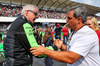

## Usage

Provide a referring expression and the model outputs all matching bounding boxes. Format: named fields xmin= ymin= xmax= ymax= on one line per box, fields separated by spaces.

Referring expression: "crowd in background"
xmin=0 ymin=4 xmax=100 ymax=44
xmin=0 ymin=4 xmax=100 ymax=66
xmin=0 ymin=4 xmax=21 ymax=17
xmin=0 ymin=4 xmax=100 ymax=21
xmin=0 ymin=4 xmax=67 ymax=19
xmin=39 ymin=9 xmax=67 ymax=19
xmin=0 ymin=5 xmax=67 ymax=19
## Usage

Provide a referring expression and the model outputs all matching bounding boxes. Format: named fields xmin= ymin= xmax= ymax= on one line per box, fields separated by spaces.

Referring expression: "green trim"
xmin=0 ymin=44 xmax=5 ymax=57
xmin=23 ymin=23 xmax=38 ymax=47
xmin=39 ymin=31 xmax=42 ymax=37
xmin=46 ymin=46 xmax=54 ymax=50
xmin=23 ymin=23 xmax=54 ymax=58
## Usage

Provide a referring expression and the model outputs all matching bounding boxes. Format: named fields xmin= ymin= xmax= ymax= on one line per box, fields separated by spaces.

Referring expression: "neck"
xmin=74 ymin=24 xmax=85 ymax=31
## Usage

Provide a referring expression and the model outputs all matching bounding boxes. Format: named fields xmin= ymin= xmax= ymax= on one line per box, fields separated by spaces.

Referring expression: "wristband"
xmin=53 ymin=45 xmax=58 ymax=51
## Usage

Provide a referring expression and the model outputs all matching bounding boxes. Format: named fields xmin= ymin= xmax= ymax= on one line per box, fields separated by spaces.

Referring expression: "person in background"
xmin=45 ymin=24 xmax=49 ymax=30
xmin=85 ymin=17 xmax=100 ymax=56
xmin=52 ymin=25 xmax=56 ymax=35
xmin=34 ymin=26 xmax=39 ymax=43
xmin=3 ymin=4 xmax=39 ymax=66
xmin=55 ymin=23 xmax=67 ymax=40
xmin=62 ymin=26 xmax=69 ymax=45
xmin=55 ymin=23 xmax=62 ymax=40
xmin=43 ymin=29 xmax=54 ymax=66
xmin=30 ymin=5 xmax=100 ymax=66
xmin=50 ymin=26 xmax=53 ymax=37
xmin=38 ymin=28 xmax=42 ymax=45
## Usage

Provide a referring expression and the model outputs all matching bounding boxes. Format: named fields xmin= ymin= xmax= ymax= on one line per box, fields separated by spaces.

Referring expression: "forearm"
xmin=62 ymin=23 xmax=67 ymax=28
xmin=44 ymin=49 xmax=76 ymax=63
xmin=30 ymin=45 xmax=81 ymax=63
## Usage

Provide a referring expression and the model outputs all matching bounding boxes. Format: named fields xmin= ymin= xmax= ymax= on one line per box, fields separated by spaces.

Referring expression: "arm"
xmin=23 ymin=23 xmax=38 ymax=47
xmin=45 ymin=49 xmax=81 ymax=64
xmin=18 ymin=23 xmax=58 ymax=58
xmin=30 ymin=39 xmax=81 ymax=63
xmin=62 ymin=23 xmax=68 ymax=29
xmin=17 ymin=23 xmax=38 ymax=52
xmin=30 ymin=46 xmax=81 ymax=64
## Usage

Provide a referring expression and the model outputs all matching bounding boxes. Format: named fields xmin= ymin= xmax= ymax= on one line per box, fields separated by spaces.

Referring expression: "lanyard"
xmin=67 ymin=31 xmax=75 ymax=51
xmin=69 ymin=31 xmax=75 ymax=40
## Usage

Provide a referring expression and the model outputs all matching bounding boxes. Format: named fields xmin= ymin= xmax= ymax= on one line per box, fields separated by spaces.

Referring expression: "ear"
xmin=25 ymin=10 xmax=28 ymax=16
xmin=94 ymin=25 xmax=96 ymax=29
xmin=77 ymin=17 xmax=82 ymax=24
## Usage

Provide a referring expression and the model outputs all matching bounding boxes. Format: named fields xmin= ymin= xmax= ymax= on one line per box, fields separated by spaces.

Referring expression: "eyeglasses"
xmin=27 ymin=10 xmax=38 ymax=16
xmin=67 ymin=17 xmax=72 ymax=20
xmin=85 ymin=24 xmax=91 ymax=25
xmin=67 ymin=17 xmax=73 ymax=21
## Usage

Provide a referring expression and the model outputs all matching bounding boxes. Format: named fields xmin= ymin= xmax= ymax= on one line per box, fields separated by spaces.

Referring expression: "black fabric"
xmin=38 ymin=33 xmax=42 ymax=45
xmin=44 ymin=35 xmax=53 ymax=47
xmin=55 ymin=27 xmax=62 ymax=35
xmin=3 ymin=15 xmax=32 ymax=66
xmin=34 ymin=30 xmax=39 ymax=43
xmin=44 ymin=37 xmax=49 ymax=47
xmin=17 ymin=22 xmax=33 ymax=66
xmin=17 ymin=22 xmax=31 ymax=53
xmin=53 ymin=45 xmax=58 ymax=51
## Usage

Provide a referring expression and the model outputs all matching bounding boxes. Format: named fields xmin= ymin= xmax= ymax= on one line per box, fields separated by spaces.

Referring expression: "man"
xmin=62 ymin=26 xmax=69 ymax=44
xmin=55 ymin=23 xmax=62 ymax=40
xmin=33 ymin=26 xmax=39 ymax=44
xmin=30 ymin=5 xmax=100 ymax=66
xmin=3 ymin=4 xmax=39 ymax=66
xmin=55 ymin=23 xmax=67 ymax=40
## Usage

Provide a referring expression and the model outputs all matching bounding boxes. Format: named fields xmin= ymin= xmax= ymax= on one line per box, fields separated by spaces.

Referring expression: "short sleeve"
xmin=69 ymin=33 xmax=97 ymax=57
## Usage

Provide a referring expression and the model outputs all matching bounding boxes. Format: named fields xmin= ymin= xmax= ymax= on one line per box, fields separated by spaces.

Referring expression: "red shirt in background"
xmin=62 ymin=28 xmax=68 ymax=36
xmin=96 ymin=30 xmax=100 ymax=56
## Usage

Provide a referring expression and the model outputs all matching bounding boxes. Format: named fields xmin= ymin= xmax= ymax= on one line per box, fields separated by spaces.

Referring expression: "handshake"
xmin=30 ymin=39 xmax=63 ymax=57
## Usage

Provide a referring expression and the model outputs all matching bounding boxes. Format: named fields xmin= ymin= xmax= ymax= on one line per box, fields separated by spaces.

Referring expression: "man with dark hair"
xmin=30 ymin=5 xmax=100 ymax=66
xmin=55 ymin=23 xmax=62 ymax=40
xmin=55 ymin=23 xmax=67 ymax=40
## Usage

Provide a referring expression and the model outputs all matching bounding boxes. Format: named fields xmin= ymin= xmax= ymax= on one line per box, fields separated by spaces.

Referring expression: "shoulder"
xmin=79 ymin=26 xmax=95 ymax=34
xmin=12 ymin=16 xmax=27 ymax=26
xmin=75 ymin=26 xmax=98 ymax=40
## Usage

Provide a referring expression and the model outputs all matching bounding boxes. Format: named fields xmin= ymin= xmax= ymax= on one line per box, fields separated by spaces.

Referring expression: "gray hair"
xmin=67 ymin=5 xmax=87 ymax=23
xmin=21 ymin=4 xmax=39 ymax=15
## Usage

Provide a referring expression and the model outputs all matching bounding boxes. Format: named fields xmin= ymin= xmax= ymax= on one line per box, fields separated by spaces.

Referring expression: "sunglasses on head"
xmin=27 ymin=10 xmax=38 ymax=16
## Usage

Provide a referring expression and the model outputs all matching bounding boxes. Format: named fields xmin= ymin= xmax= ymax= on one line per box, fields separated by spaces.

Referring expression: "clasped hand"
xmin=54 ymin=39 xmax=63 ymax=49
xmin=30 ymin=45 xmax=46 ymax=56
xmin=30 ymin=39 xmax=63 ymax=56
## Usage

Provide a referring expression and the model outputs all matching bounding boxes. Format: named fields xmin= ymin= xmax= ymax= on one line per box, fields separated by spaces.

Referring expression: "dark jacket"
xmin=45 ymin=35 xmax=53 ymax=47
xmin=55 ymin=27 xmax=62 ymax=35
xmin=3 ymin=15 xmax=33 ymax=66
